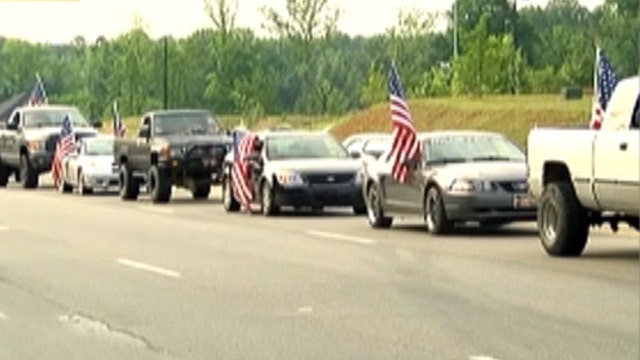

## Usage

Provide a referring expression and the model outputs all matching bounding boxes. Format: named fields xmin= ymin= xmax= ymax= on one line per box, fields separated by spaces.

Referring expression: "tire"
xmin=260 ymin=181 xmax=279 ymax=216
xmin=78 ymin=170 xmax=93 ymax=196
xmin=537 ymin=181 xmax=589 ymax=257
xmin=222 ymin=175 xmax=240 ymax=212
xmin=191 ymin=182 xmax=211 ymax=200
xmin=19 ymin=154 xmax=38 ymax=189
xmin=365 ymin=184 xmax=392 ymax=228
xmin=0 ymin=161 xmax=9 ymax=187
xmin=148 ymin=165 xmax=172 ymax=203
xmin=58 ymin=179 xmax=72 ymax=194
xmin=119 ymin=163 xmax=139 ymax=201
xmin=424 ymin=186 xmax=452 ymax=234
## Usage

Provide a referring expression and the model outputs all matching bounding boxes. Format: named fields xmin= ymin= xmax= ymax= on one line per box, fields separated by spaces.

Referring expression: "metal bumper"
xmin=83 ymin=172 xmax=119 ymax=189
xmin=272 ymin=183 xmax=365 ymax=208
xmin=29 ymin=152 xmax=53 ymax=172
xmin=161 ymin=156 xmax=224 ymax=182
xmin=443 ymin=192 xmax=536 ymax=222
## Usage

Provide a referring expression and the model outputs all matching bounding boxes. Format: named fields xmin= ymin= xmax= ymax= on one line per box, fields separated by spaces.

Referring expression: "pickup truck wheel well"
xmin=543 ymin=162 xmax=571 ymax=186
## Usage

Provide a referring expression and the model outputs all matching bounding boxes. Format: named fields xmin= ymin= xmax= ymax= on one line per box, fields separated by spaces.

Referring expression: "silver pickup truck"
xmin=527 ymin=76 xmax=639 ymax=257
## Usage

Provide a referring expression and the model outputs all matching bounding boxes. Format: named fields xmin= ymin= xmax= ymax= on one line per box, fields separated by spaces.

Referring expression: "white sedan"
xmin=59 ymin=135 xmax=118 ymax=195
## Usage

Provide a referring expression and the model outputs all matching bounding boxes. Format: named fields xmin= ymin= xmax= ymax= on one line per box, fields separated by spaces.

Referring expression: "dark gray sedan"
xmin=362 ymin=130 xmax=536 ymax=233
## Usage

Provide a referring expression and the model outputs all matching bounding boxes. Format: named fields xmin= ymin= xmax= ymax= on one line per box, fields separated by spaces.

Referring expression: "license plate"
xmin=513 ymin=194 xmax=533 ymax=208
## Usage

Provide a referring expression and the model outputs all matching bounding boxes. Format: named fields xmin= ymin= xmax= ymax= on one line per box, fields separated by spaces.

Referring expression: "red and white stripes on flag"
xmin=51 ymin=115 xmax=75 ymax=187
xmin=388 ymin=61 xmax=420 ymax=183
xmin=231 ymin=131 xmax=259 ymax=211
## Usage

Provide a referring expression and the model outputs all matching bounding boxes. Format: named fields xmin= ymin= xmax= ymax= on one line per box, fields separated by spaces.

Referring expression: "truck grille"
xmin=186 ymin=145 xmax=226 ymax=159
xmin=303 ymin=172 xmax=354 ymax=184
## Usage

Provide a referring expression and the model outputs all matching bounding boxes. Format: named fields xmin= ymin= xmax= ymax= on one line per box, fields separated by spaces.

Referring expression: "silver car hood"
xmin=430 ymin=161 xmax=527 ymax=181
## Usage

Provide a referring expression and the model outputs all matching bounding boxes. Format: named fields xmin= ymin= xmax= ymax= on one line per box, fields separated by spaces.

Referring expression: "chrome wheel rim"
xmin=425 ymin=195 xmax=436 ymax=230
xmin=366 ymin=188 xmax=379 ymax=224
xmin=223 ymin=179 xmax=231 ymax=207
xmin=262 ymin=184 xmax=270 ymax=212
xmin=541 ymin=201 xmax=558 ymax=245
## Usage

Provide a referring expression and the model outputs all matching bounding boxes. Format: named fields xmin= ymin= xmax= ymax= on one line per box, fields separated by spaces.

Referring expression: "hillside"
xmin=330 ymin=95 xmax=592 ymax=147
xmin=101 ymin=95 xmax=592 ymax=148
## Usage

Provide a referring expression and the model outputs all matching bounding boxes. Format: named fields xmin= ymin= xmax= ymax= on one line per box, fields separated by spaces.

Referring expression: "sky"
xmin=0 ymin=0 xmax=604 ymax=44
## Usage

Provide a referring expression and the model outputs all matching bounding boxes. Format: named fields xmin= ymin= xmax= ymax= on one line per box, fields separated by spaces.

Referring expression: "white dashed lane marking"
xmin=115 ymin=257 xmax=181 ymax=279
xmin=469 ymin=355 xmax=502 ymax=360
xmin=305 ymin=230 xmax=376 ymax=245
xmin=0 ymin=226 xmax=8 ymax=231
xmin=0 ymin=312 xmax=8 ymax=320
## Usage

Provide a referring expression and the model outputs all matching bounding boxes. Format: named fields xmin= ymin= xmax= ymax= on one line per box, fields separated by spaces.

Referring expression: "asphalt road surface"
xmin=0 ymin=176 xmax=638 ymax=360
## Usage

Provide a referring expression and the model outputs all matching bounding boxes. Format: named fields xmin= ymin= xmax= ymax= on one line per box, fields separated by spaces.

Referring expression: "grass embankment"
xmin=100 ymin=95 xmax=591 ymax=148
xmin=331 ymin=95 xmax=591 ymax=147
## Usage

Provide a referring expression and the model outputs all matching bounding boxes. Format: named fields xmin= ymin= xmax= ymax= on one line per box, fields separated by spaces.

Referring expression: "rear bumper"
xmin=443 ymin=192 xmax=537 ymax=222
xmin=273 ymin=183 xmax=365 ymax=208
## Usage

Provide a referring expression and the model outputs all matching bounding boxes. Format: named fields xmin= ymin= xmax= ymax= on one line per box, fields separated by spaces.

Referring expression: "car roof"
xmin=21 ymin=105 xmax=79 ymax=112
xmin=258 ymin=130 xmax=331 ymax=138
xmin=343 ymin=132 xmax=391 ymax=140
xmin=417 ymin=130 xmax=504 ymax=140
xmin=145 ymin=109 xmax=214 ymax=117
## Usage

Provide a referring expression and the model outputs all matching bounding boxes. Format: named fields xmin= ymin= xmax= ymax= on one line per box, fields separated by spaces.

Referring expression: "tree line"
xmin=0 ymin=0 xmax=637 ymax=124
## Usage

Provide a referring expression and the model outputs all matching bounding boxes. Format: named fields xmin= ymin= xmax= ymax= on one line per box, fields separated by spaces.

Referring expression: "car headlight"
xmin=27 ymin=140 xmax=45 ymax=152
xmin=448 ymin=179 xmax=492 ymax=193
xmin=276 ymin=170 xmax=304 ymax=186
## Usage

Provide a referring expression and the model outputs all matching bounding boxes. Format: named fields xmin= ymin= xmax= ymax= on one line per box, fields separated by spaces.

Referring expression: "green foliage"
xmin=0 ymin=0 xmax=636 ymax=124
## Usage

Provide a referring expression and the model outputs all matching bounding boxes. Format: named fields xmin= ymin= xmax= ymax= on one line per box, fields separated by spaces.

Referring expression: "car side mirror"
xmin=403 ymin=157 xmax=421 ymax=170
xmin=138 ymin=125 xmax=150 ymax=139
xmin=6 ymin=121 xmax=17 ymax=130
xmin=92 ymin=120 xmax=103 ymax=129
xmin=348 ymin=150 xmax=361 ymax=159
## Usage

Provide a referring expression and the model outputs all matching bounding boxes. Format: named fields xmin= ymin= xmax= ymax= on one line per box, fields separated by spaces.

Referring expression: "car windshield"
xmin=266 ymin=134 xmax=349 ymax=160
xmin=85 ymin=138 xmax=113 ymax=156
xmin=424 ymin=135 xmax=524 ymax=164
xmin=23 ymin=108 xmax=90 ymax=128
xmin=153 ymin=112 xmax=222 ymax=135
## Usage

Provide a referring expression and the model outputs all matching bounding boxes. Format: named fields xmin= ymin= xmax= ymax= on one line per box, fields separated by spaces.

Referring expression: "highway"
xmin=0 ymin=177 xmax=637 ymax=360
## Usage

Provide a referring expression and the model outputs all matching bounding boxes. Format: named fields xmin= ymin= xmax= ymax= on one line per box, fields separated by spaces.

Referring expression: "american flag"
xmin=112 ymin=101 xmax=126 ymax=137
xmin=388 ymin=61 xmax=420 ymax=183
xmin=231 ymin=131 xmax=259 ymax=211
xmin=28 ymin=74 xmax=48 ymax=106
xmin=590 ymin=48 xmax=619 ymax=130
xmin=51 ymin=114 xmax=75 ymax=187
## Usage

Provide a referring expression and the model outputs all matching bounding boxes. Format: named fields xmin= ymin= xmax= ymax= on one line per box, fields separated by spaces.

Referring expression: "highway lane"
xmin=0 ymin=179 xmax=638 ymax=359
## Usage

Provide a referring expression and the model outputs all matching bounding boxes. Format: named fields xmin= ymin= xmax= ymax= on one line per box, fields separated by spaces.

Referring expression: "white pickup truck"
xmin=527 ymin=76 xmax=639 ymax=257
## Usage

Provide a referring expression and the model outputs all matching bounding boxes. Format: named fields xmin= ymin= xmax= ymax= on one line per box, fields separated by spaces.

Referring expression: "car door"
xmin=593 ymin=120 xmax=640 ymax=215
xmin=134 ymin=116 xmax=152 ymax=171
xmin=376 ymin=148 xmax=414 ymax=214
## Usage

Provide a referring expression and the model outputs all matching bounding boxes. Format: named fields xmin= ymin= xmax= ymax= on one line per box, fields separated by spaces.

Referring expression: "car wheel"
xmin=538 ymin=181 xmax=589 ymax=257
xmin=222 ymin=175 xmax=240 ymax=212
xmin=78 ymin=170 xmax=93 ymax=196
xmin=365 ymin=184 xmax=392 ymax=228
xmin=58 ymin=178 xmax=73 ymax=194
xmin=19 ymin=154 xmax=38 ymax=189
xmin=148 ymin=165 xmax=172 ymax=203
xmin=424 ymin=186 xmax=452 ymax=234
xmin=260 ymin=181 xmax=279 ymax=216
xmin=118 ymin=163 xmax=139 ymax=201
xmin=0 ymin=161 xmax=9 ymax=187
xmin=191 ymin=182 xmax=211 ymax=200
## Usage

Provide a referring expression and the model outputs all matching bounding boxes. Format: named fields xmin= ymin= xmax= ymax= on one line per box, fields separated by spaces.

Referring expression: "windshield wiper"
xmin=472 ymin=155 xmax=518 ymax=162
xmin=426 ymin=157 xmax=467 ymax=165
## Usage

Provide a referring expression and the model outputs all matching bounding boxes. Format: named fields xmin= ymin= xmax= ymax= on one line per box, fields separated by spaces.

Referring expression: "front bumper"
xmin=443 ymin=191 xmax=536 ymax=222
xmin=273 ymin=183 xmax=365 ymax=208
xmin=160 ymin=156 xmax=224 ymax=182
xmin=83 ymin=171 xmax=119 ymax=189
xmin=29 ymin=151 xmax=54 ymax=172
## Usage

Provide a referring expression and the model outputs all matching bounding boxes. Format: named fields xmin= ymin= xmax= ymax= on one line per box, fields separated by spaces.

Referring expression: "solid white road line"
xmin=469 ymin=355 xmax=502 ymax=360
xmin=297 ymin=306 xmax=313 ymax=313
xmin=137 ymin=205 xmax=174 ymax=215
xmin=0 ymin=312 xmax=8 ymax=320
xmin=0 ymin=226 xmax=7 ymax=231
xmin=115 ymin=258 xmax=181 ymax=279
xmin=305 ymin=230 xmax=376 ymax=245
